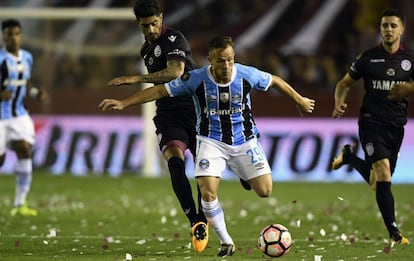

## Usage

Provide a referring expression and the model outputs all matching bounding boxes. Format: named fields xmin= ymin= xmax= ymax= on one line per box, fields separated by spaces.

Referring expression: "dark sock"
xmin=168 ymin=157 xmax=198 ymax=226
xmin=349 ymin=154 xmax=371 ymax=183
xmin=196 ymin=183 xmax=207 ymax=223
xmin=376 ymin=181 xmax=399 ymax=237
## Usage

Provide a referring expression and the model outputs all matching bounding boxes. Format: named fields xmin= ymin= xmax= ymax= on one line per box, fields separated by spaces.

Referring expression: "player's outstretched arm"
xmin=99 ymin=84 xmax=169 ymax=111
xmin=388 ymin=82 xmax=414 ymax=99
xmin=270 ymin=75 xmax=315 ymax=115
xmin=108 ymin=76 xmax=140 ymax=86
xmin=108 ymin=60 xmax=185 ymax=86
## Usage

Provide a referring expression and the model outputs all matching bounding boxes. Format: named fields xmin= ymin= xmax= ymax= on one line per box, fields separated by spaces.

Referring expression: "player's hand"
xmin=296 ymin=97 xmax=315 ymax=116
xmin=332 ymin=103 xmax=347 ymax=118
xmin=99 ymin=99 xmax=125 ymax=111
xmin=107 ymin=76 xmax=139 ymax=86
xmin=0 ymin=90 xmax=13 ymax=100
xmin=388 ymin=83 xmax=411 ymax=100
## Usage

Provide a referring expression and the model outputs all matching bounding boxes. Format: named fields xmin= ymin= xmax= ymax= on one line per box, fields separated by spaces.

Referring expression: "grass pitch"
xmin=0 ymin=172 xmax=412 ymax=260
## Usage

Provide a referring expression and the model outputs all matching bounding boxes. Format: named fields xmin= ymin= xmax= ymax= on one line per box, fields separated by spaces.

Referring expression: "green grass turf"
xmin=0 ymin=172 xmax=412 ymax=260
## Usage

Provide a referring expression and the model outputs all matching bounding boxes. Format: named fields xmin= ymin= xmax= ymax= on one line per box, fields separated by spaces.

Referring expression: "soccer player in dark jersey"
xmin=99 ymin=35 xmax=315 ymax=257
xmin=332 ymin=8 xmax=412 ymax=246
xmin=1 ymin=19 xmax=47 ymax=216
xmin=107 ymin=0 xmax=208 ymax=252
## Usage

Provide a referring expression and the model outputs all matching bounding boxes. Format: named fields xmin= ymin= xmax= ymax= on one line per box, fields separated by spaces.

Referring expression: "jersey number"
xmin=246 ymin=147 xmax=264 ymax=164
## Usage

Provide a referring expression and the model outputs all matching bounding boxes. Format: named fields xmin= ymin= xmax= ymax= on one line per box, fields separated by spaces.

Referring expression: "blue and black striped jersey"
xmin=0 ymin=48 xmax=33 ymax=119
xmin=166 ymin=63 xmax=272 ymax=145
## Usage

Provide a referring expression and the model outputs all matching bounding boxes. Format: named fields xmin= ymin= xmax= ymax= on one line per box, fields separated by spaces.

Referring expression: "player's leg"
xmin=197 ymin=175 xmax=234 ymax=257
xmin=229 ymin=138 xmax=273 ymax=197
xmin=371 ymin=159 xmax=407 ymax=245
xmin=332 ymin=144 xmax=372 ymax=183
xmin=10 ymin=140 xmax=37 ymax=216
xmin=163 ymin=142 xmax=201 ymax=224
xmin=195 ymin=136 xmax=234 ymax=257
xmin=163 ymin=141 xmax=208 ymax=252
xmin=372 ymin=127 xmax=408 ymax=245
xmin=9 ymin=115 xmax=37 ymax=217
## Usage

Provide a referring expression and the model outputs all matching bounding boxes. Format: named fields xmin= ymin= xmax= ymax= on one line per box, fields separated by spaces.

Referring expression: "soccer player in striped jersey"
xmin=1 ymin=19 xmax=47 ymax=216
xmin=100 ymin=35 xmax=315 ymax=257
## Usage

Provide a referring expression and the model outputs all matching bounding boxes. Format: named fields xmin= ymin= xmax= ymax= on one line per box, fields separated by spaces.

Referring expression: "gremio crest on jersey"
xmin=220 ymin=92 xmax=229 ymax=103
xmin=401 ymin=59 xmax=411 ymax=71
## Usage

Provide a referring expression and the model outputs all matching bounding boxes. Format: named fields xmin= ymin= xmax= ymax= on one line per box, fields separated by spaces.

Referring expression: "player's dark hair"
xmin=208 ymin=35 xmax=234 ymax=52
xmin=133 ymin=0 xmax=161 ymax=19
xmin=380 ymin=8 xmax=405 ymax=24
xmin=1 ymin=19 xmax=21 ymax=32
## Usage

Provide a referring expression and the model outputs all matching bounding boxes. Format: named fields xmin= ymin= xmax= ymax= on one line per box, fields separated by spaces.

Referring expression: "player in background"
xmin=331 ymin=8 xmax=411 ymax=246
xmin=107 ymin=0 xmax=208 ymax=252
xmin=1 ymin=19 xmax=48 ymax=216
xmin=99 ymin=35 xmax=315 ymax=257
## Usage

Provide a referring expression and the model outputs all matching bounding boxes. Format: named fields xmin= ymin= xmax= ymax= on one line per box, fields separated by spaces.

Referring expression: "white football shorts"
xmin=194 ymin=135 xmax=272 ymax=180
xmin=0 ymin=115 xmax=35 ymax=155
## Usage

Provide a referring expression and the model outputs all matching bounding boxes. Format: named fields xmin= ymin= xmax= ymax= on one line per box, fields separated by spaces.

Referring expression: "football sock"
xmin=201 ymin=198 xmax=233 ymax=245
xmin=167 ymin=157 xmax=198 ymax=226
xmin=376 ymin=181 xmax=400 ymax=237
xmin=349 ymin=154 xmax=371 ymax=183
xmin=196 ymin=184 xmax=207 ymax=223
xmin=14 ymin=159 xmax=33 ymax=207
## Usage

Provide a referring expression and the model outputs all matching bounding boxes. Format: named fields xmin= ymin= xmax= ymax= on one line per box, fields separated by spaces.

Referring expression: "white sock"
xmin=14 ymin=159 xmax=32 ymax=207
xmin=201 ymin=197 xmax=233 ymax=245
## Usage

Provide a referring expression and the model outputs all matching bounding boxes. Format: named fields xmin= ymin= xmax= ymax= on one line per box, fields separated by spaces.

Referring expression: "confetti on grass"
xmin=125 ymin=253 xmax=132 ymax=260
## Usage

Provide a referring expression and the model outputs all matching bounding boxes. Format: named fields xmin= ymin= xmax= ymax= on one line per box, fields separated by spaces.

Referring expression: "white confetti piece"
xmin=239 ymin=209 xmax=247 ymax=217
xmin=169 ymin=208 xmax=177 ymax=217
xmin=161 ymin=216 xmax=167 ymax=224
xmin=43 ymin=240 xmax=48 ymax=245
xmin=125 ymin=253 xmax=132 ymax=260
xmin=47 ymin=228 xmax=57 ymax=238
xmin=136 ymin=239 xmax=146 ymax=245
xmin=340 ymin=233 xmax=347 ymax=241
xmin=314 ymin=255 xmax=322 ymax=261
xmin=307 ymin=212 xmax=314 ymax=221
xmin=337 ymin=196 xmax=344 ymax=201
xmin=106 ymin=237 xmax=114 ymax=243
xmin=296 ymin=220 xmax=301 ymax=227
xmin=319 ymin=229 xmax=326 ymax=236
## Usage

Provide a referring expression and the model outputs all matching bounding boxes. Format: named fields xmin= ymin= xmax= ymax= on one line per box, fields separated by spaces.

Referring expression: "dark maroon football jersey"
xmin=349 ymin=44 xmax=414 ymax=127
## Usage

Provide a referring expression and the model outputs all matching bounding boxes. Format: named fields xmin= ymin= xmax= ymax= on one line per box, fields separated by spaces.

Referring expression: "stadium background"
xmin=1 ymin=0 xmax=414 ymax=182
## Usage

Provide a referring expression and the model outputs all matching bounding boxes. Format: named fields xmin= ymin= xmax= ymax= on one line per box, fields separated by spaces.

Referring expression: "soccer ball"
xmin=257 ymin=224 xmax=292 ymax=258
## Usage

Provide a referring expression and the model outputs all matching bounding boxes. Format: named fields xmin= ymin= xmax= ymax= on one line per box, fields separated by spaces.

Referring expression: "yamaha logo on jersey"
xmin=401 ymin=59 xmax=412 ymax=71
xmin=220 ymin=93 xmax=229 ymax=103
xmin=199 ymin=159 xmax=210 ymax=169
xmin=386 ymin=68 xmax=395 ymax=76
xmin=154 ymin=45 xmax=162 ymax=57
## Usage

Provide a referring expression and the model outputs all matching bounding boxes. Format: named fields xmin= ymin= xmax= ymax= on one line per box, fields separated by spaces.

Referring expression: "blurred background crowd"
xmin=1 ymin=0 xmax=414 ymax=116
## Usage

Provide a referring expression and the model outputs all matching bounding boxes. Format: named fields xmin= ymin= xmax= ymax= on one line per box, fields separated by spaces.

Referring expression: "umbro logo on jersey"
xmin=168 ymin=35 xmax=177 ymax=42
xmin=370 ymin=59 xmax=385 ymax=63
